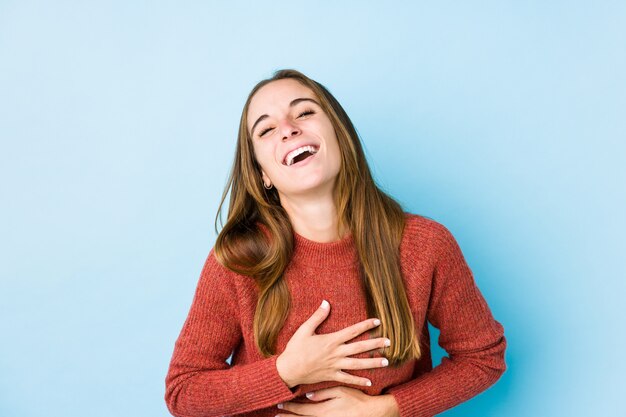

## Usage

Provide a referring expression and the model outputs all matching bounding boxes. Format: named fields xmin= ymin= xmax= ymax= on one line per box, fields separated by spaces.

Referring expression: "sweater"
xmin=164 ymin=213 xmax=507 ymax=417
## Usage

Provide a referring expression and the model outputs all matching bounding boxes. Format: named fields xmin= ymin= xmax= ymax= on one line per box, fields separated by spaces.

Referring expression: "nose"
xmin=278 ymin=118 xmax=301 ymax=140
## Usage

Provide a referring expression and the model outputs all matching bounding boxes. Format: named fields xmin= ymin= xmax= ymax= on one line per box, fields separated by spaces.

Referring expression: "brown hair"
xmin=213 ymin=69 xmax=421 ymax=366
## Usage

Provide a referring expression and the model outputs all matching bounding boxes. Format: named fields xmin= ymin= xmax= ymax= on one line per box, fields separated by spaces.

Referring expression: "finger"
xmin=278 ymin=401 xmax=316 ymax=415
xmin=337 ymin=355 xmax=389 ymax=371
xmin=296 ymin=299 xmax=331 ymax=335
xmin=305 ymin=386 xmax=343 ymax=401
xmin=340 ymin=337 xmax=391 ymax=356
xmin=333 ymin=318 xmax=381 ymax=343
xmin=333 ymin=369 xmax=372 ymax=387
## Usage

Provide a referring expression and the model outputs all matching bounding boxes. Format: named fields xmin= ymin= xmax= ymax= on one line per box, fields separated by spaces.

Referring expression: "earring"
xmin=263 ymin=181 xmax=273 ymax=190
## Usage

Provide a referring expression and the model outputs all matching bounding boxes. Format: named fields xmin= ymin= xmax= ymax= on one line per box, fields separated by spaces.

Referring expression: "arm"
xmin=384 ymin=223 xmax=507 ymax=417
xmin=164 ymin=249 xmax=299 ymax=417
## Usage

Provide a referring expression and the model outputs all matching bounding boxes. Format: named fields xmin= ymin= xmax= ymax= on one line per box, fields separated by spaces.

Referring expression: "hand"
xmin=276 ymin=386 xmax=399 ymax=417
xmin=276 ymin=300 xmax=391 ymax=388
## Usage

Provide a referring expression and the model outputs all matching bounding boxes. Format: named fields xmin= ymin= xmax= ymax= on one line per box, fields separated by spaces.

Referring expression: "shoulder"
xmin=402 ymin=212 xmax=453 ymax=243
xmin=196 ymin=247 xmax=247 ymax=293
xmin=201 ymin=247 xmax=227 ymax=275
xmin=400 ymin=212 xmax=460 ymax=260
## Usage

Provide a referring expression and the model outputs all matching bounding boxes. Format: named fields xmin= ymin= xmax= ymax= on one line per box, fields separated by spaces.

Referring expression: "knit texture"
xmin=164 ymin=213 xmax=507 ymax=417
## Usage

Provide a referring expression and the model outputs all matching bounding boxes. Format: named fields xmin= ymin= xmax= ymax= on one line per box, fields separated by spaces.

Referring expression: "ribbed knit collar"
xmin=291 ymin=229 xmax=359 ymax=268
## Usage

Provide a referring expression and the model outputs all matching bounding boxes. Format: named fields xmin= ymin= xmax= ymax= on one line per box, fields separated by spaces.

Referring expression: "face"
xmin=247 ymin=78 xmax=342 ymax=199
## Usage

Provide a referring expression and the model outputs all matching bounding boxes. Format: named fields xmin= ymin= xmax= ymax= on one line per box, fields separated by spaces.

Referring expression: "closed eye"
xmin=298 ymin=109 xmax=315 ymax=117
xmin=258 ymin=110 xmax=315 ymax=137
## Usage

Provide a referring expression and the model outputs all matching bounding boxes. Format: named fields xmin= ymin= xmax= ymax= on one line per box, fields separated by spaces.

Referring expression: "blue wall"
xmin=1 ymin=1 xmax=624 ymax=416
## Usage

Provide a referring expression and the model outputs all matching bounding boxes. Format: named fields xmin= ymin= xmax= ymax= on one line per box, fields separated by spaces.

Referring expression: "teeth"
xmin=285 ymin=145 xmax=318 ymax=166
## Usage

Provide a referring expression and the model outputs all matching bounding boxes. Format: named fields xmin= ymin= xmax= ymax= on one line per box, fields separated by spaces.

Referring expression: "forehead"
xmin=247 ymin=79 xmax=317 ymax=125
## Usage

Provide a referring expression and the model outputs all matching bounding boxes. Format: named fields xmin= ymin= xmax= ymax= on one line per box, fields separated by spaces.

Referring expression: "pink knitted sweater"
xmin=164 ymin=213 xmax=507 ymax=417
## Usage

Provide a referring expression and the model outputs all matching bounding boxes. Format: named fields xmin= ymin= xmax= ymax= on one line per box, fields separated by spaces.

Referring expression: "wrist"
xmin=374 ymin=394 xmax=400 ymax=417
xmin=275 ymin=353 xmax=298 ymax=388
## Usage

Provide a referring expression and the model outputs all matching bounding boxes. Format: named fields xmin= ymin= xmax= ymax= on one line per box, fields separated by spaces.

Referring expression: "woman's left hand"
xmin=276 ymin=386 xmax=398 ymax=417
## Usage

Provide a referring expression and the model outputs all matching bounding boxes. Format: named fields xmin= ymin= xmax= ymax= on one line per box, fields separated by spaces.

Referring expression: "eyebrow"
xmin=250 ymin=97 xmax=320 ymax=137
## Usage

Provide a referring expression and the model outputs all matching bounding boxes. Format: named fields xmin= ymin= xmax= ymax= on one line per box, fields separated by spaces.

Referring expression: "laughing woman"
xmin=164 ymin=69 xmax=507 ymax=417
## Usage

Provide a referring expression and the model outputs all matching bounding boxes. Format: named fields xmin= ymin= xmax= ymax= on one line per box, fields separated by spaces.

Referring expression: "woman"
xmin=164 ymin=69 xmax=507 ymax=417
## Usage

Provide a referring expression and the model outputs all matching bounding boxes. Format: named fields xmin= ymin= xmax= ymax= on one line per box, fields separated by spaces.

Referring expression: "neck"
xmin=278 ymin=191 xmax=347 ymax=243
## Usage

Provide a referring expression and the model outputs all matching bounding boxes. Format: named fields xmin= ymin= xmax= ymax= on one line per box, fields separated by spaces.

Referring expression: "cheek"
xmin=251 ymin=142 xmax=268 ymax=162
xmin=320 ymin=122 xmax=339 ymax=152
xmin=327 ymin=134 xmax=342 ymax=163
xmin=252 ymin=144 xmax=278 ymax=173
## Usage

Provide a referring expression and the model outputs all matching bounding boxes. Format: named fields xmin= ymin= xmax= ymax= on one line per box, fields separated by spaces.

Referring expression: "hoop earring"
xmin=263 ymin=181 xmax=273 ymax=190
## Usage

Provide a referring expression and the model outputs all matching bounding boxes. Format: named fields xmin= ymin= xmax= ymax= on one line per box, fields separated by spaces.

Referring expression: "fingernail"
xmin=381 ymin=358 xmax=389 ymax=366
xmin=373 ymin=319 xmax=381 ymax=326
xmin=306 ymin=392 xmax=314 ymax=399
xmin=321 ymin=300 xmax=329 ymax=309
xmin=277 ymin=403 xmax=283 ymax=409
xmin=384 ymin=339 xmax=391 ymax=347
xmin=366 ymin=380 xmax=372 ymax=386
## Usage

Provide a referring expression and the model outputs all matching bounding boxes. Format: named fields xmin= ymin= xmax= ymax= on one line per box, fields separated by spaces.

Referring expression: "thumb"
xmin=298 ymin=299 xmax=330 ymax=335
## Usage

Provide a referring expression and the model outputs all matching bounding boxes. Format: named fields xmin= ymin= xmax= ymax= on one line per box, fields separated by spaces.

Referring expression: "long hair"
xmin=213 ymin=69 xmax=421 ymax=366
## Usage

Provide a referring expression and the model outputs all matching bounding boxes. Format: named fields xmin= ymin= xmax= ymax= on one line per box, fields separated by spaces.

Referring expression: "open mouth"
xmin=283 ymin=145 xmax=319 ymax=166
xmin=291 ymin=150 xmax=315 ymax=165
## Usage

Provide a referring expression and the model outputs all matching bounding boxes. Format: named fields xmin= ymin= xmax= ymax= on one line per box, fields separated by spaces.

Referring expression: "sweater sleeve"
xmin=164 ymin=249 xmax=299 ymax=417
xmin=385 ymin=223 xmax=507 ymax=417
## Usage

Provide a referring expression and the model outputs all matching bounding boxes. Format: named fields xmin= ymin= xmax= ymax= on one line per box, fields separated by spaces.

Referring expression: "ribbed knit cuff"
xmin=388 ymin=385 xmax=441 ymax=417
xmin=241 ymin=354 xmax=300 ymax=407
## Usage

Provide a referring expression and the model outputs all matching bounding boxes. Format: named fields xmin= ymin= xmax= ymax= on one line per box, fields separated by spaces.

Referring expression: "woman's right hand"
xmin=275 ymin=300 xmax=391 ymax=388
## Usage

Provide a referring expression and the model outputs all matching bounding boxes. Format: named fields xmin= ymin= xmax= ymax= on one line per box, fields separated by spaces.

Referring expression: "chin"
xmin=294 ymin=178 xmax=336 ymax=194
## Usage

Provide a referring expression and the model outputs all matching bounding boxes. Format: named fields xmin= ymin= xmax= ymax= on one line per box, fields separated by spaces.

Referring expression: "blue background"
xmin=1 ymin=1 xmax=624 ymax=416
